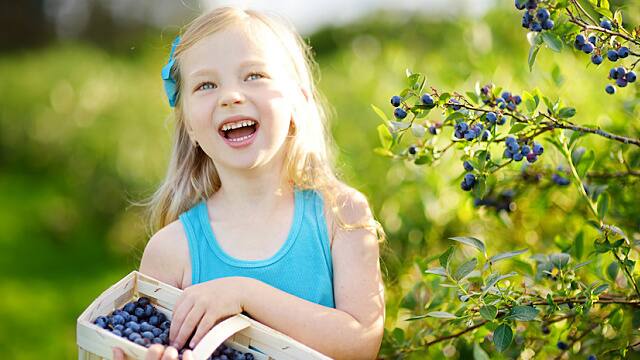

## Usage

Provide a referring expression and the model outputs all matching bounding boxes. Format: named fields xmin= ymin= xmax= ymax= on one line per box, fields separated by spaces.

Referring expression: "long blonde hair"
xmin=136 ymin=6 xmax=385 ymax=243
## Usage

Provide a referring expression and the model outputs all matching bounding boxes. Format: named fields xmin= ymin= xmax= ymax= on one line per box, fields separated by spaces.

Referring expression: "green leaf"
xmin=426 ymin=311 xmax=458 ymax=319
xmin=607 ymin=261 xmax=619 ymax=281
xmin=488 ymin=249 xmax=528 ymax=265
xmin=473 ymin=343 xmax=490 ymax=360
xmin=558 ymin=107 xmax=576 ymax=119
xmin=542 ymin=31 xmax=563 ymax=52
xmin=528 ymin=44 xmax=541 ymax=71
xmin=392 ymin=328 xmax=405 ymax=344
xmin=574 ymin=231 xmax=584 ymax=260
xmin=479 ymin=305 xmax=498 ymax=321
xmin=425 ymin=267 xmax=447 ymax=276
xmin=493 ymin=324 xmax=513 ymax=352
xmin=406 ymin=73 xmax=420 ymax=88
xmin=597 ymin=192 xmax=609 ymax=221
xmin=576 ymin=150 xmax=595 ymax=178
xmin=371 ymin=104 xmax=389 ymax=122
xmin=523 ymin=91 xmax=537 ymax=113
xmin=439 ymin=246 xmax=455 ymax=270
xmin=551 ymin=64 xmax=564 ymax=86
xmin=509 ymin=123 xmax=528 ymax=134
xmin=550 ymin=253 xmax=571 ymax=270
xmin=454 ymin=258 xmax=478 ymax=281
xmin=483 ymin=272 xmax=517 ymax=296
xmin=506 ymin=306 xmax=539 ymax=321
xmin=377 ymin=124 xmax=392 ymax=149
xmin=449 ymin=237 xmax=486 ymax=257
xmin=593 ymin=283 xmax=609 ymax=295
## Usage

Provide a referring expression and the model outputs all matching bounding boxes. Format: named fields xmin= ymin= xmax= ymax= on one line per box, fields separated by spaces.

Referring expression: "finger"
xmin=169 ymin=296 xmax=195 ymax=344
xmin=112 ymin=347 xmax=125 ymax=360
xmin=172 ymin=305 xmax=205 ymax=349
xmin=145 ymin=344 xmax=165 ymax=360
xmin=160 ymin=346 xmax=179 ymax=360
xmin=187 ymin=312 xmax=217 ymax=349
xmin=182 ymin=350 xmax=194 ymax=360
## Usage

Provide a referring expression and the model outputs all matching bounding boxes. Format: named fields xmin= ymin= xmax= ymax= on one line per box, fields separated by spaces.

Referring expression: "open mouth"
xmin=219 ymin=122 xmax=259 ymax=142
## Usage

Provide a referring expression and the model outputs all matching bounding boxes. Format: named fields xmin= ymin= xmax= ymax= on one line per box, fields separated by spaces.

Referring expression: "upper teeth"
xmin=221 ymin=120 xmax=256 ymax=132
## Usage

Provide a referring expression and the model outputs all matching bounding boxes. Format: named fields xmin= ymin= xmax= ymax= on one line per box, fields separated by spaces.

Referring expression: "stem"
xmin=611 ymin=244 xmax=640 ymax=299
xmin=560 ymin=137 xmax=600 ymax=222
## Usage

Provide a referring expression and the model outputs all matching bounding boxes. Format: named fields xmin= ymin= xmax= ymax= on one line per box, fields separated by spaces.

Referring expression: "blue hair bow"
xmin=161 ymin=36 xmax=181 ymax=107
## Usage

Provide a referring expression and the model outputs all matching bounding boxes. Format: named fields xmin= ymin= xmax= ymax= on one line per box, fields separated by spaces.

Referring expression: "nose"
xmin=219 ymin=90 xmax=245 ymax=108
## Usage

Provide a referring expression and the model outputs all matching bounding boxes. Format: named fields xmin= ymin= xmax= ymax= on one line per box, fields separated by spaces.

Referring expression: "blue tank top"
xmin=178 ymin=188 xmax=335 ymax=308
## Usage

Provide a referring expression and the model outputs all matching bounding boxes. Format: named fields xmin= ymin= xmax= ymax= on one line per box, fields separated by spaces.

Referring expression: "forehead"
xmin=180 ymin=24 xmax=288 ymax=75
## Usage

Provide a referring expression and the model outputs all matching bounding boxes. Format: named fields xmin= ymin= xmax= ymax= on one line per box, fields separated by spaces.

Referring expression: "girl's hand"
xmin=112 ymin=345 xmax=193 ymax=360
xmin=169 ymin=276 xmax=249 ymax=350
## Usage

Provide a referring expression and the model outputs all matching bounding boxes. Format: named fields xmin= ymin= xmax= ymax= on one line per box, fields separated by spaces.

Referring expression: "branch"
xmin=424 ymin=320 xmax=488 ymax=347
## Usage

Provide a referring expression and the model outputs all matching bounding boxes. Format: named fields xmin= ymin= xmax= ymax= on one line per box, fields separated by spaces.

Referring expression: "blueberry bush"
xmin=374 ymin=1 xmax=640 ymax=359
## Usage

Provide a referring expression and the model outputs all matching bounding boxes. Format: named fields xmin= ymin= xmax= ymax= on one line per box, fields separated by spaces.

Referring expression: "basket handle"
xmin=191 ymin=314 xmax=251 ymax=359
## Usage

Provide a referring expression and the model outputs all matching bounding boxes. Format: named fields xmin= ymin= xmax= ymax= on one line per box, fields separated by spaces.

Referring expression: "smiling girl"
xmin=113 ymin=6 xmax=385 ymax=360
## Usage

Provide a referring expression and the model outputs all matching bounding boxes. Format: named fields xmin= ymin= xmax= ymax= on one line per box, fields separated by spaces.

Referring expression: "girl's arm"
xmin=242 ymin=190 xmax=385 ymax=360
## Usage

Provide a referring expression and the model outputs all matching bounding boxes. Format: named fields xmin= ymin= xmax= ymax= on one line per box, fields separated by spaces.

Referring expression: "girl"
xmin=113 ymin=6 xmax=385 ymax=360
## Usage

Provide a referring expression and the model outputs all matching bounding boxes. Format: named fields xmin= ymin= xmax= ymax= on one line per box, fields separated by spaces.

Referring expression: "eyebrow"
xmin=188 ymin=60 xmax=268 ymax=77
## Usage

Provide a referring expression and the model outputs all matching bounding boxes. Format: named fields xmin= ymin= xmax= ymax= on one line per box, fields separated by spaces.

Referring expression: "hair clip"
xmin=161 ymin=36 xmax=181 ymax=107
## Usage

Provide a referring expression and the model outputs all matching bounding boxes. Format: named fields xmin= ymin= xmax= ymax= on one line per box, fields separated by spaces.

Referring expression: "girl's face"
xmin=179 ymin=25 xmax=301 ymax=172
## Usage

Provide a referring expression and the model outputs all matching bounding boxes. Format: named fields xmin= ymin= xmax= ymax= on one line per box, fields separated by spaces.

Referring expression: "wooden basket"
xmin=77 ymin=271 xmax=332 ymax=360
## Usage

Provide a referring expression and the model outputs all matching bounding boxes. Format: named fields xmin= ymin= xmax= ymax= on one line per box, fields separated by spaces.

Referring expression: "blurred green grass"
xmin=0 ymin=6 xmax=638 ymax=358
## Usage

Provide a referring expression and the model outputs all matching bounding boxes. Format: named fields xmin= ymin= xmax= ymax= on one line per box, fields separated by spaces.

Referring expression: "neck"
xmin=210 ymin=155 xmax=294 ymax=216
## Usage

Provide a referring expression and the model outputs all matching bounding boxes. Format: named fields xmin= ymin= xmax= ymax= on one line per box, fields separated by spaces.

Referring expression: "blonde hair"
xmin=136 ymin=6 xmax=385 ymax=243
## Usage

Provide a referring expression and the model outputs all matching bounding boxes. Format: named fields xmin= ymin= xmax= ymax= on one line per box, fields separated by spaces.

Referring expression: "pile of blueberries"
xmin=515 ymin=0 xmax=554 ymax=32
xmin=573 ymin=32 xmax=636 ymax=94
xmin=93 ymin=296 xmax=255 ymax=360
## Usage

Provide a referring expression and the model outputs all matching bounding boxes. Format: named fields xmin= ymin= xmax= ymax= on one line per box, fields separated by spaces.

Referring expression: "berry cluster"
xmin=460 ymin=172 xmax=477 ymax=192
xmin=606 ymin=66 xmax=636 ymax=94
xmin=552 ymin=166 xmax=571 ymax=186
xmin=504 ymin=136 xmax=544 ymax=163
xmin=93 ymin=296 xmax=254 ymax=360
xmin=516 ymin=0 xmax=554 ymax=32
xmin=572 ymin=30 xmax=637 ymax=94
xmin=480 ymin=85 xmax=522 ymax=112
xmin=454 ymin=121 xmax=489 ymax=141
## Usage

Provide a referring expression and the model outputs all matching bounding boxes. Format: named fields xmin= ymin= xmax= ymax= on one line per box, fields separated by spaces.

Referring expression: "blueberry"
xmin=588 ymin=35 xmax=597 ymax=45
xmin=532 ymin=142 xmax=543 ymax=155
xmin=515 ymin=0 xmax=526 ymax=10
xmin=617 ymin=46 xmax=630 ymax=58
xmin=134 ymin=338 xmax=146 ymax=346
xmin=513 ymin=152 xmax=524 ymax=162
xmin=530 ymin=21 xmax=542 ymax=32
xmin=390 ymin=95 xmax=402 ymax=107
xmin=507 ymin=102 xmax=517 ymax=111
xmin=541 ymin=325 xmax=550 ymax=334
xmin=160 ymin=320 xmax=171 ymax=330
xmin=94 ymin=316 xmax=109 ymax=329
xmin=486 ymin=112 xmax=497 ymax=124
xmin=429 ymin=125 xmax=438 ymax=135
xmin=616 ymin=67 xmax=626 ymax=78
xmin=393 ymin=107 xmax=407 ymax=119
xmin=526 ymin=153 xmax=538 ymax=163
xmin=552 ymin=174 xmax=570 ymax=186
xmin=152 ymin=337 xmax=164 ymax=344
xmin=508 ymin=142 xmax=519 ymax=153
xmin=501 ymin=91 xmax=511 ymax=101
xmin=449 ymin=99 xmax=462 ymax=111
xmin=112 ymin=314 xmax=126 ymax=326
xmin=575 ymin=34 xmax=586 ymax=46
xmin=123 ymin=302 xmax=137 ymax=314
xmin=497 ymin=115 xmax=506 ymax=125
xmin=521 ymin=145 xmax=531 ymax=155
xmin=587 ymin=355 xmax=597 ymax=360
xmin=541 ymin=19 xmax=554 ymax=30
xmin=581 ymin=43 xmax=594 ymax=54
xmin=112 ymin=329 xmax=123 ymax=337
xmin=245 ymin=354 xmax=255 ymax=360
xmin=456 ymin=122 xmax=469 ymax=133
xmin=464 ymin=130 xmax=477 ymax=141
xmin=626 ymin=71 xmax=637 ymax=83
xmin=513 ymin=95 xmax=522 ymax=105
xmin=600 ymin=20 xmax=612 ymax=30
xmin=591 ymin=54 xmax=603 ymax=65
xmin=144 ymin=304 xmax=154 ymax=317
xmin=526 ymin=0 xmax=537 ymax=10
xmin=504 ymin=148 xmax=514 ymax=159
xmin=151 ymin=327 xmax=163 ymax=337
xmin=464 ymin=173 xmax=476 ymax=187
xmin=408 ymin=145 xmax=417 ymax=155
xmin=454 ymin=130 xmax=464 ymax=139
xmin=522 ymin=13 xmax=532 ymax=28
xmin=481 ymin=130 xmax=490 ymax=141
xmin=137 ymin=297 xmax=151 ymax=307
xmin=126 ymin=321 xmax=141 ymax=332
xmin=536 ymin=8 xmax=550 ymax=21
xmin=461 ymin=180 xmax=473 ymax=191
xmin=124 ymin=328 xmax=134 ymax=337
xmin=421 ymin=94 xmax=435 ymax=106
xmin=142 ymin=331 xmax=155 ymax=339
xmin=609 ymin=68 xmax=619 ymax=79
xmin=557 ymin=341 xmax=569 ymax=350
xmin=158 ymin=333 xmax=168 ymax=343
xmin=505 ymin=136 xmax=516 ymax=144
xmin=140 ymin=321 xmax=154 ymax=332
xmin=128 ymin=315 xmax=138 ymax=323
xmin=616 ymin=77 xmax=628 ymax=87
xmin=128 ymin=332 xmax=142 ymax=341
xmin=607 ymin=50 xmax=618 ymax=62
xmin=148 ymin=315 xmax=159 ymax=326
xmin=114 ymin=324 xmax=125 ymax=332
xmin=463 ymin=161 xmax=474 ymax=172
xmin=134 ymin=307 xmax=145 ymax=318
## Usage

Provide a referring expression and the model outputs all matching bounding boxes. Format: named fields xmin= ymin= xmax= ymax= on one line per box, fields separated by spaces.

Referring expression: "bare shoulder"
xmin=139 ymin=218 xmax=191 ymax=290
xmin=322 ymin=184 xmax=376 ymax=248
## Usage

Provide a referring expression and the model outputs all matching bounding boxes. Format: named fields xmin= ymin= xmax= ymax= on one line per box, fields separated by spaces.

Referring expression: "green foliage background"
xmin=0 ymin=3 xmax=638 ymax=359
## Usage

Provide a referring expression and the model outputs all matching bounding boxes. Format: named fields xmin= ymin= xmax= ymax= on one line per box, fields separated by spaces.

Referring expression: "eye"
xmin=246 ymin=72 xmax=266 ymax=81
xmin=196 ymin=82 xmax=216 ymax=91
